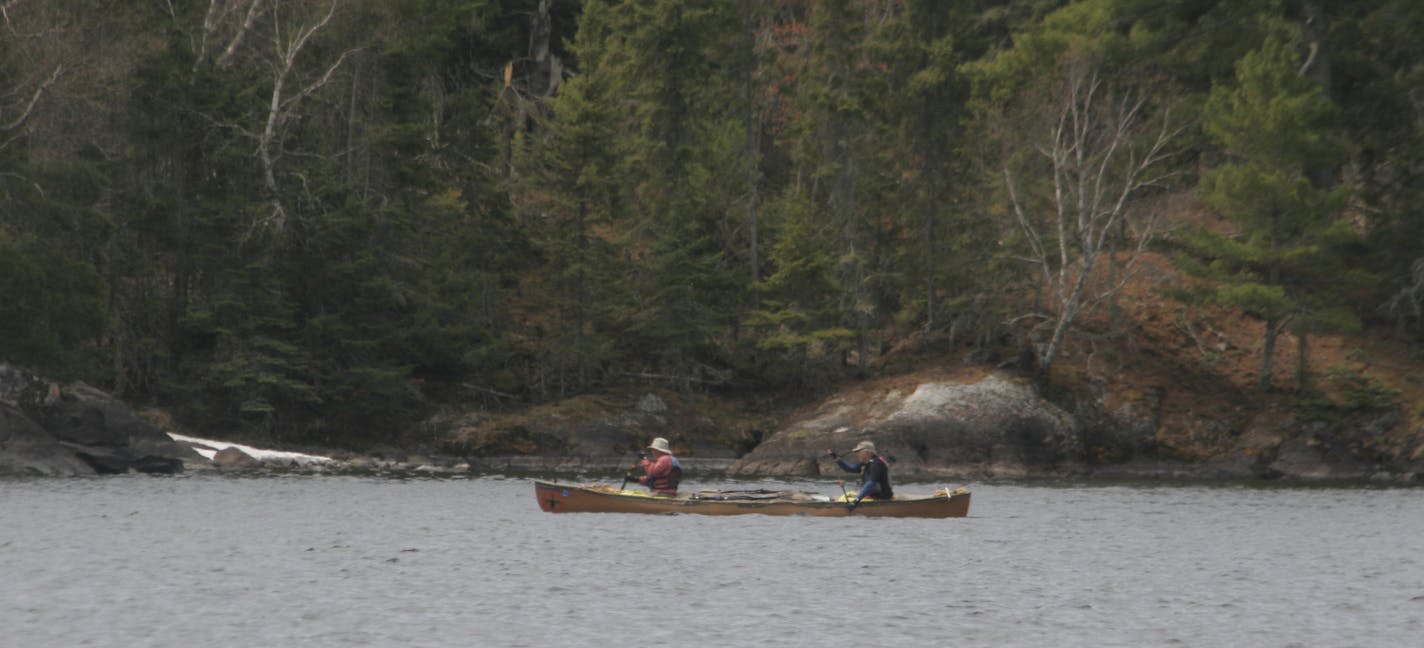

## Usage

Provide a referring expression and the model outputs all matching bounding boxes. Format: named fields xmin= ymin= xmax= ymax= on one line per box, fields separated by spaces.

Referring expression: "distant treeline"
xmin=2 ymin=0 xmax=1420 ymax=443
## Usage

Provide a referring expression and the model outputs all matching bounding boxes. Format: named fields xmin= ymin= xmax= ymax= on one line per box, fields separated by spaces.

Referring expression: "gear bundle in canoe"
xmin=533 ymin=480 xmax=970 ymax=518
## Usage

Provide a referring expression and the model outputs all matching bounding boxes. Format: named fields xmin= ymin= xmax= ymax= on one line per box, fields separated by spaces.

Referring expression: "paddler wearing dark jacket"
xmin=828 ymin=440 xmax=892 ymax=509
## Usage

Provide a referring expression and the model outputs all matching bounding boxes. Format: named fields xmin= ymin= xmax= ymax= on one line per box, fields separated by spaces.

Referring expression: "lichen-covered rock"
xmin=728 ymin=372 xmax=1083 ymax=479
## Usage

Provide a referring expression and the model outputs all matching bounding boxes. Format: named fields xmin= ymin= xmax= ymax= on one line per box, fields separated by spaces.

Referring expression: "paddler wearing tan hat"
xmin=630 ymin=437 xmax=683 ymax=496
xmin=825 ymin=438 xmax=893 ymax=510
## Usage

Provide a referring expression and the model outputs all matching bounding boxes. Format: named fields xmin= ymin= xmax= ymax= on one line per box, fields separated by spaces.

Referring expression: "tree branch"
xmin=215 ymin=0 xmax=265 ymax=70
xmin=254 ymin=0 xmax=344 ymax=233
xmin=1004 ymin=55 xmax=1181 ymax=372
xmin=1 ymin=64 xmax=62 ymax=134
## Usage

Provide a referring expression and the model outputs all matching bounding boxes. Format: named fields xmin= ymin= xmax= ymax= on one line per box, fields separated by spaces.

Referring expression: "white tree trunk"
xmin=1004 ymin=60 xmax=1181 ymax=374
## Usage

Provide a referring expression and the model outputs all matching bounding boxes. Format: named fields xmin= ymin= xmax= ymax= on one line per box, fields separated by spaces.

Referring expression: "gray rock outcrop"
xmin=0 ymin=403 xmax=96 ymax=476
xmin=438 ymin=391 xmax=739 ymax=473
xmin=728 ymin=372 xmax=1084 ymax=479
xmin=0 ymin=364 xmax=200 ymax=476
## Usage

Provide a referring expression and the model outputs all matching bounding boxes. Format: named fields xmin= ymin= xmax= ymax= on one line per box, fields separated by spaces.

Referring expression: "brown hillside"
xmin=864 ymin=191 xmax=1424 ymax=465
xmin=1018 ymin=249 xmax=1423 ymax=463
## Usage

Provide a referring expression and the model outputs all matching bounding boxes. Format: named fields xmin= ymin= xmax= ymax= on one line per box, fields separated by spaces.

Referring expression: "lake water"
xmin=3 ymin=474 xmax=1422 ymax=647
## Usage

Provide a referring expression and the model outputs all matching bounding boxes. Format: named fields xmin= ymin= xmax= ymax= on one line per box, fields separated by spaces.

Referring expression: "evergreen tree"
xmin=288 ymin=0 xmax=536 ymax=436
xmin=512 ymin=66 xmax=623 ymax=397
xmin=777 ymin=0 xmax=882 ymax=371
xmin=573 ymin=0 xmax=744 ymax=387
xmin=1193 ymin=31 xmax=1358 ymax=391
xmin=1 ymin=1 xmax=142 ymax=383
xmin=0 ymin=173 xmax=108 ymax=379
xmin=743 ymin=190 xmax=849 ymax=389
xmin=1331 ymin=0 xmax=1424 ymax=340
xmin=114 ymin=0 xmax=540 ymax=441
xmin=865 ymin=0 xmax=993 ymax=343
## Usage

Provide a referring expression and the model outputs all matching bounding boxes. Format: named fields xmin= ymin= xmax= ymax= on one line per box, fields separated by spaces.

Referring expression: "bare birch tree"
xmin=192 ymin=0 xmax=267 ymax=71
xmin=253 ymin=1 xmax=355 ymax=232
xmin=186 ymin=0 xmax=356 ymax=234
xmin=0 ymin=0 xmax=63 ymax=156
xmin=0 ymin=63 xmax=59 ymax=154
xmin=1002 ymin=55 xmax=1181 ymax=375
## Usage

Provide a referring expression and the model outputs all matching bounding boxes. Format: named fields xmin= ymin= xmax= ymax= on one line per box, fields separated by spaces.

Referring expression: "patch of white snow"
xmin=167 ymin=433 xmax=332 ymax=464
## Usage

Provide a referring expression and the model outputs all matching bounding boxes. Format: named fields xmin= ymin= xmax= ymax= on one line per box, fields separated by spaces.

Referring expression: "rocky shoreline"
xmin=4 ymin=363 xmax=1422 ymax=484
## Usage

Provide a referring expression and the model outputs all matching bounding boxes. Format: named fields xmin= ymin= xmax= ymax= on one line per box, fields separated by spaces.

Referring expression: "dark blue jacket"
xmin=835 ymin=455 xmax=893 ymax=500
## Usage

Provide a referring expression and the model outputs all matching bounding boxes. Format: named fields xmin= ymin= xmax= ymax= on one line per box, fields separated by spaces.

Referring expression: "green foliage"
xmin=510 ymin=66 xmax=625 ymax=395
xmin=0 ymin=139 xmax=111 ymax=381
xmin=1292 ymin=365 xmax=1400 ymax=420
xmin=864 ymin=0 xmax=994 ymax=337
xmin=1189 ymin=25 xmax=1360 ymax=389
xmin=1330 ymin=1 xmax=1424 ymax=339
xmin=0 ymin=236 xmax=107 ymax=379
xmin=1212 ymin=282 xmax=1293 ymax=320
xmin=562 ymin=0 xmax=750 ymax=385
xmin=742 ymin=190 xmax=852 ymax=386
xmin=1203 ymin=35 xmax=1345 ymax=170
xmin=5 ymin=0 xmax=1422 ymax=447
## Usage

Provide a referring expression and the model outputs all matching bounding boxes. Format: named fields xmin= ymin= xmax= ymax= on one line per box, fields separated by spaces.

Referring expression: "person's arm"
xmin=644 ymin=455 xmax=672 ymax=480
xmin=854 ymin=479 xmax=880 ymax=501
xmin=835 ymin=458 xmax=859 ymax=473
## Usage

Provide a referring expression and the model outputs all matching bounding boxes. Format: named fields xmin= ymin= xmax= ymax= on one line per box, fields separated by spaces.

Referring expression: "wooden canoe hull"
xmin=534 ymin=480 xmax=970 ymax=518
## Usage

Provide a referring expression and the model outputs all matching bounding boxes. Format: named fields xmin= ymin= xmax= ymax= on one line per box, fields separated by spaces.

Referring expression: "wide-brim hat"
xmin=647 ymin=437 xmax=672 ymax=454
xmin=851 ymin=440 xmax=876 ymax=454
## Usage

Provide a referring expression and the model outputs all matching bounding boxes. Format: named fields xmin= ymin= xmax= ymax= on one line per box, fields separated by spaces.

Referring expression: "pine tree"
xmin=0 ymin=2 xmax=143 ymax=383
xmin=1194 ymin=31 xmax=1357 ymax=391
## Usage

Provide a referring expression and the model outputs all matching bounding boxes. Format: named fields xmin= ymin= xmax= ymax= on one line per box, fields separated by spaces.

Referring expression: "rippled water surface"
xmin=4 ymin=474 xmax=1423 ymax=647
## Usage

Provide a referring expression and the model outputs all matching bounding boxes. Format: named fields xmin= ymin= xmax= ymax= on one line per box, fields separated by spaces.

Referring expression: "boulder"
xmin=27 ymin=382 xmax=201 ymax=473
xmin=728 ymin=372 xmax=1083 ymax=479
xmin=0 ymin=364 xmax=55 ymax=409
xmin=212 ymin=446 xmax=262 ymax=470
xmin=1265 ymin=437 xmax=1373 ymax=481
xmin=0 ymin=403 xmax=96 ymax=476
xmin=1 ymin=364 xmax=200 ymax=475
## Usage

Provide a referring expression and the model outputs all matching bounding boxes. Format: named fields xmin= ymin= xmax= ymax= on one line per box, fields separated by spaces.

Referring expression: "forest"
xmin=2 ymin=0 xmax=1422 ymax=448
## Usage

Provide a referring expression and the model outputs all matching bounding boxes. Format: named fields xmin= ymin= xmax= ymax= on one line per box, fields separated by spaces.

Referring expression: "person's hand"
xmin=637 ymin=452 xmax=648 ymax=460
xmin=825 ymin=449 xmax=838 ymax=459
xmin=846 ymin=498 xmax=859 ymax=511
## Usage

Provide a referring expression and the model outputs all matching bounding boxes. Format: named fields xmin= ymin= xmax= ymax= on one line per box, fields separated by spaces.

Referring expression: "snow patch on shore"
xmin=167 ymin=432 xmax=333 ymax=464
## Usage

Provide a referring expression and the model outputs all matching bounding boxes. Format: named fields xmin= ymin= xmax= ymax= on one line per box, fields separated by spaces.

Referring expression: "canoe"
xmin=533 ymin=480 xmax=970 ymax=518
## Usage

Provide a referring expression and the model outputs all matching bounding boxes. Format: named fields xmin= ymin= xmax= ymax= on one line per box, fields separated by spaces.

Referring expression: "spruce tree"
xmin=743 ymin=191 xmax=850 ymax=389
xmin=513 ymin=66 xmax=623 ymax=396
xmin=574 ymin=0 xmax=743 ymax=387
xmin=865 ymin=0 xmax=987 ymax=340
